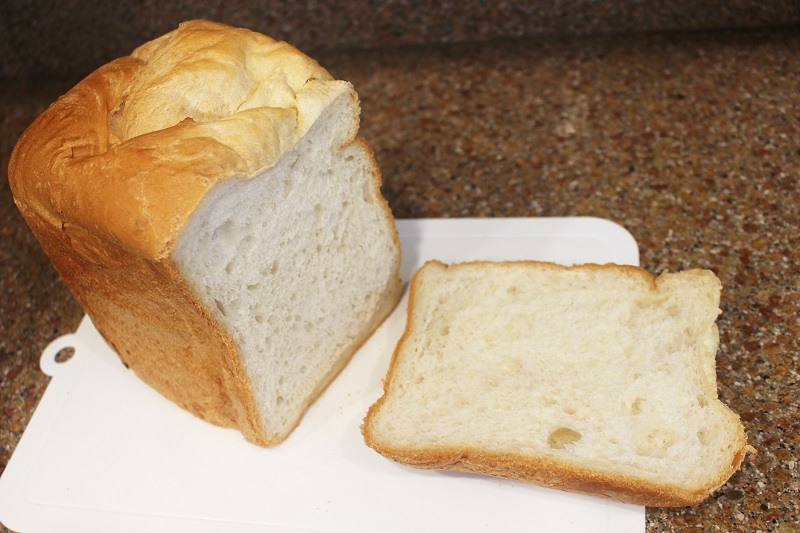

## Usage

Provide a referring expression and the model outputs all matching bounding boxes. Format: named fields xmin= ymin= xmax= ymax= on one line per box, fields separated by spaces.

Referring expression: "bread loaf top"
xmin=9 ymin=20 xmax=353 ymax=259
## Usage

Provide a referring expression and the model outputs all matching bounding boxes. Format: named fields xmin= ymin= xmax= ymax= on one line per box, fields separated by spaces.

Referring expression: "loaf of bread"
xmin=9 ymin=20 xmax=402 ymax=446
xmin=363 ymin=260 xmax=746 ymax=506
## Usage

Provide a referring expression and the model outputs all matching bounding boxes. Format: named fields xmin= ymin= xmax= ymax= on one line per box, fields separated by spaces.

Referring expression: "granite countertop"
xmin=1 ymin=26 xmax=798 ymax=532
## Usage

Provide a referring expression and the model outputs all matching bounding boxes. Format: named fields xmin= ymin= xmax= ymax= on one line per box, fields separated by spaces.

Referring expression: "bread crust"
xmin=8 ymin=44 xmax=266 ymax=439
xmin=363 ymin=260 xmax=747 ymax=506
xmin=362 ymin=440 xmax=746 ymax=507
xmin=9 ymin=20 xmax=401 ymax=447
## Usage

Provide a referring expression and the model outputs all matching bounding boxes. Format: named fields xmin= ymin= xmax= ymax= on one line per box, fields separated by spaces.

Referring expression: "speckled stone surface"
xmin=1 ymin=26 xmax=799 ymax=532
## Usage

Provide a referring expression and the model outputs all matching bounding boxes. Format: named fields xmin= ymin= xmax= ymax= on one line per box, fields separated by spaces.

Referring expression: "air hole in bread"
xmin=697 ymin=395 xmax=709 ymax=408
xmin=499 ymin=357 xmax=522 ymax=374
xmin=213 ymin=220 xmax=235 ymax=246
xmin=362 ymin=181 xmax=372 ymax=203
xmin=507 ymin=285 xmax=519 ymax=296
xmin=629 ymin=397 xmax=644 ymax=415
xmin=697 ymin=427 xmax=713 ymax=446
xmin=633 ymin=425 xmax=676 ymax=457
xmin=108 ymin=101 xmax=124 ymax=137
xmin=283 ymin=177 xmax=293 ymax=198
xmin=247 ymin=282 xmax=260 ymax=291
xmin=635 ymin=295 xmax=668 ymax=308
xmin=548 ymin=427 xmax=582 ymax=449
xmin=214 ymin=299 xmax=227 ymax=316
xmin=439 ymin=325 xmax=450 ymax=336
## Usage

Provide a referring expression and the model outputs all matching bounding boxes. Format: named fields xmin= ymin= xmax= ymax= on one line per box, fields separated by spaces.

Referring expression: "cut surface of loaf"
xmin=172 ymin=85 xmax=401 ymax=443
xmin=9 ymin=20 xmax=401 ymax=446
xmin=363 ymin=260 xmax=746 ymax=506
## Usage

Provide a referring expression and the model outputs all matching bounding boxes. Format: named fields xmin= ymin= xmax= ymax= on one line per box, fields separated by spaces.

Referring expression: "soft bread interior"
xmin=365 ymin=261 xmax=746 ymax=502
xmin=173 ymin=89 xmax=399 ymax=443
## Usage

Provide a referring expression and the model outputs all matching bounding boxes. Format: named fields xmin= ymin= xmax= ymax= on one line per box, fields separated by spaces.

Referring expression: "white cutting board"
xmin=0 ymin=217 xmax=644 ymax=533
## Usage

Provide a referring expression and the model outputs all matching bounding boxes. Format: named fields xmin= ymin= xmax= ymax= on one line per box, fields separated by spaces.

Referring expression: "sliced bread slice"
xmin=363 ymin=260 xmax=746 ymax=506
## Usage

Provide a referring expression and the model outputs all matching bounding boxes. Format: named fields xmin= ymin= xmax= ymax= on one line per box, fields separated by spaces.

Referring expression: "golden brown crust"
xmin=8 ymin=54 xmax=246 ymax=261
xmin=14 ymin=200 xmax=267 ymax=443
xmin=363 ymin=438 xmax=746 ymax=507
xmin=8 ymin=45 xmax=265 ymax=440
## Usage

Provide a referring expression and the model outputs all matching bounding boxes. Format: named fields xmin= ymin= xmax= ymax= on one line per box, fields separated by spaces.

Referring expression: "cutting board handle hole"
xmin=54 ymin=347 xmax=75 ymax=363
xmin=41 ymin=334 xmax=81 ymax=376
